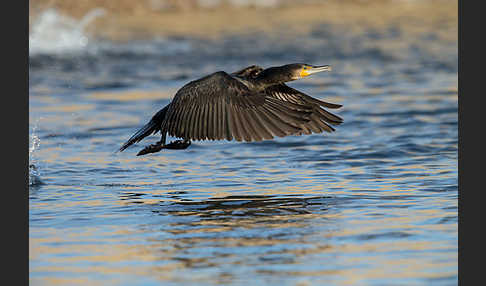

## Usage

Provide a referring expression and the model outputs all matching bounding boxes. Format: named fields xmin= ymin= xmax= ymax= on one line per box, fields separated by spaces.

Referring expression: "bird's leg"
xmin=163 ymin=139 xmax=191 ymax=150
xmin=136 ymin=139 xmax=191 ymax=156
xmin=136 ymin=140 xmax=164 ymax=156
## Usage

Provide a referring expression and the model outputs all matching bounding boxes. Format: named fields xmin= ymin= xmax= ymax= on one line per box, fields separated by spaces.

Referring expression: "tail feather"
xmin=118 ymin=105 xmax=169 ymax=152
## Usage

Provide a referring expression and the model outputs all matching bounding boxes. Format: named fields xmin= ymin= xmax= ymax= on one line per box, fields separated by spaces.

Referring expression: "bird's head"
xmin=254 ymin=63 xmax=332 ymax=88
xmin=288 ymin=63 xmax=332 ymax=80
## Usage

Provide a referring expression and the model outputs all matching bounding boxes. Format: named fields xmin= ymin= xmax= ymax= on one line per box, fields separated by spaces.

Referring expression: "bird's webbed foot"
xmin=163 ymin=139 xmax=191 ymax=150
xmin=136 ymin=140 xmax=191 ymax=156
xmin=137 ymin=141 xmax=164 ymax=156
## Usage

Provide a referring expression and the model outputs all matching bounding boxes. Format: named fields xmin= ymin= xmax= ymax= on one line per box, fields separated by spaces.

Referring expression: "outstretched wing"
xmin=231 ymin=65 xmax=343 ymax=134
xmin=161 ymin=71 xmax=313 ymax=142
xmin=264 ymin=84 xmax=343 ymax=135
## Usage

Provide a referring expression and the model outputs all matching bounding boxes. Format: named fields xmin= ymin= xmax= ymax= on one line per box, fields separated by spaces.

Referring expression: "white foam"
xmin=29 ymin=123 xmax=42 ymax=186
xmin=29 ymin=8 xmax=105 ymax=56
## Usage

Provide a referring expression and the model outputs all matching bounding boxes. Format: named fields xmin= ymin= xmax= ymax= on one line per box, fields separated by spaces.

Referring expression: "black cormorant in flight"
xmin=118 ymin=63 xmax=343 ymax=156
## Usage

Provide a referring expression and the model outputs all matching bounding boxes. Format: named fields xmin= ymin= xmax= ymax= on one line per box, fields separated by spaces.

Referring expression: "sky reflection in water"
xmin=29 ymin=6 xmax=457 ymax=285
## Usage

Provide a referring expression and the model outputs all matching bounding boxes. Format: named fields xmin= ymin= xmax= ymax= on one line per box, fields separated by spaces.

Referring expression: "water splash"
xmin=29 ymin=124 xmax=43 ymax=186
xmin=29 ymin=8 xmax=105 ymax=56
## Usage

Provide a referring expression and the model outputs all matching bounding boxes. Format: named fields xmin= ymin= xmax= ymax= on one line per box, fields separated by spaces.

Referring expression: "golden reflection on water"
xmin=31 ymin=188 xmax=456 ymax=285
xmin=29 ymin=1 xmax=457 ymax=283
xmin=36 ymin=104 xmax=95 ymax=113
xmin=89 ymin=90 xmax=176 ymax=102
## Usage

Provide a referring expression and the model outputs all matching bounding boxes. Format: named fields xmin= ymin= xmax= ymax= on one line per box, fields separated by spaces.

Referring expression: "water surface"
xmin=29 ymin=8 xmax=457 ymax=286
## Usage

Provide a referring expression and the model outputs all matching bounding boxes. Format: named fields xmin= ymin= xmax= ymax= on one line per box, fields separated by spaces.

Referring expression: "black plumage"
xmin=119 ymin=63 xmax=343 ymax=156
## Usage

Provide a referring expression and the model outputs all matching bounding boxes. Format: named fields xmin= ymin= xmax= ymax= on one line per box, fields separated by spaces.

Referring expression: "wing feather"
xmin=207 ymin=97 xmax=214 ymax=140
xmin=264 ymin=83 xmax=343 ymax=135
xmin=184 ymin=98 xmax=196 ymax=138
xmin=237 ymin=108 xmax=256 ymax=142
xmin=201 ymin=100 xmax=208 ymax=140
xmin=230 ymin=103 xmax=243 ymax=142
xmin=215 ymin=96 xmax=222 ymax=140
xmin=224 ymin=103 xmax=233 ymax=141
xmin=196 ymin=101 xmax=204 ymax=140
xmin=259 ymin=105 xmax=298 ymax=137
xmin=175 ymin=97 xmax=189 ymax=137
xmin=241 ymin=109 xmax=263 ymax=141
xmin=247 ymin=108 xmax=274 ymax=140
xmin=162 ymin=70 xmax=341 ymax=142
xmin=194 ymin=104 xmax=203 ymax=140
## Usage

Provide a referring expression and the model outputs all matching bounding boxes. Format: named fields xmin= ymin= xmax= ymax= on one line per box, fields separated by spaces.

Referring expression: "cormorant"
xmin=118 ymin=63 xmax=343 ymax=156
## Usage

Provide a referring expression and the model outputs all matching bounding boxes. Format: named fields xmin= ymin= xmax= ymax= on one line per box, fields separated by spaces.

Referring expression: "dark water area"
xmin=29 ymin=10 xmax=457 ymax=286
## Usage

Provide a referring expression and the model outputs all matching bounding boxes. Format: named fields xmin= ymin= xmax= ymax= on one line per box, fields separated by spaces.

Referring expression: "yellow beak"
xmin=300 ymin=65 xmax=332 ymax=77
